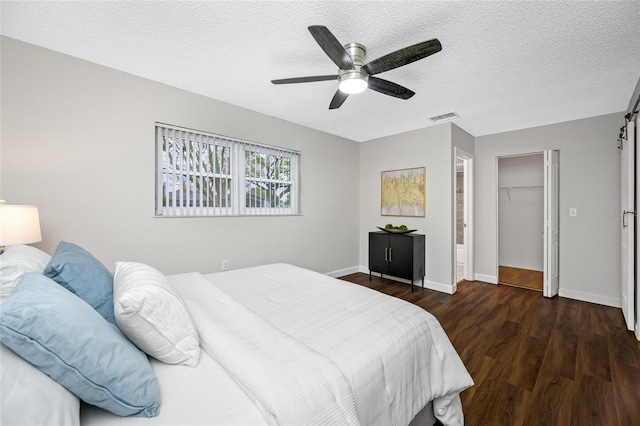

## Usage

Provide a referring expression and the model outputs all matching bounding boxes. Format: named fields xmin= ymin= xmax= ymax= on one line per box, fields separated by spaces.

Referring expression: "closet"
xmin=498 ymin=154 xmax=544 ymax=291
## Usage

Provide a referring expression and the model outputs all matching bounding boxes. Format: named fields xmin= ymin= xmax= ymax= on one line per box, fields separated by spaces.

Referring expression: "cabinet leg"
xmin=422 ymin=277 xmax=424 ymax=289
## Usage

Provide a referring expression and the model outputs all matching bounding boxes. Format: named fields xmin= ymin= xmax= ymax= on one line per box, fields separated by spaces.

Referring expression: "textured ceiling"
xmin=2 ymin=1 xmax=639 ymax=142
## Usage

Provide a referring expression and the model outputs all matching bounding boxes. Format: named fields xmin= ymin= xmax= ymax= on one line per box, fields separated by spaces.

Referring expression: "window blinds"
xmin=155 ymin=123 xmax=299 ymax=217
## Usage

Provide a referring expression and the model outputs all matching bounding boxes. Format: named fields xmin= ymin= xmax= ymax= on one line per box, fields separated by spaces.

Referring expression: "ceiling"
xmin=2 ymin=1 xmax=639 ymax=142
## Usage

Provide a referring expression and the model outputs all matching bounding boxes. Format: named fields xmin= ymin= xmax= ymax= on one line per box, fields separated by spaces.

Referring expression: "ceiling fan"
xmin=271 ymin=25 xmax=442 ymax=109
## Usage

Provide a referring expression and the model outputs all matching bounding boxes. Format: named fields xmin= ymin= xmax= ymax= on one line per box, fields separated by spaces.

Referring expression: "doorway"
xmin=498 ymin=154 xmax=544 ymax=290
xmin=496 ymin=150 xmax=559 ymax=297
xmin=455 ymin=148 xmax=474 ymax=284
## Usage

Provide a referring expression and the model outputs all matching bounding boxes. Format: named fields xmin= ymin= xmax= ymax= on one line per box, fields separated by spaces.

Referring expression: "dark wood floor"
xmin=339 ymin=273 xmax=640 ymax=425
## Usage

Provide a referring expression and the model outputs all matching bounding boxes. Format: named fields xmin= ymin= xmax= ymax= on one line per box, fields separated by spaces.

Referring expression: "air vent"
xmin=430 ymin=112 xmax=459 ymax=123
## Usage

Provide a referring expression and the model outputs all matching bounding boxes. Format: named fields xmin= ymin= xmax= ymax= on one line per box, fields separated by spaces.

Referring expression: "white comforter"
xmin=172 ymin=264 xmax=473 ymax=426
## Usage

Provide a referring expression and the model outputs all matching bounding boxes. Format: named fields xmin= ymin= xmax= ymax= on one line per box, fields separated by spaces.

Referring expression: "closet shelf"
xmin=499 ymin=185 xmax=543 ymax=201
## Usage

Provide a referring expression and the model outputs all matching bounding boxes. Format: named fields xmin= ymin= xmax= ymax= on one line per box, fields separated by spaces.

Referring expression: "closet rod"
xmin=498 ymin=185 xmax=543 ymax=190
xmin=499 ymin=185 xmax=543 ymax=202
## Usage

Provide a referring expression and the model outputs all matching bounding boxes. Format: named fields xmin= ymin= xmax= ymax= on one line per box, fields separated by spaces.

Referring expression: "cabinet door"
xmin=388 ymin=235 xmax=413 ymax=279
xmin=369 ymin=233 xmax=389 ymax=274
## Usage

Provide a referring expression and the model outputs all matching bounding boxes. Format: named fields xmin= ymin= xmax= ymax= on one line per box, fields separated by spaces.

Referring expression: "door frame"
xmin=454 ymin=148 xmax=475 ymax=283
xmin=495 ymin=151 xmax=558 ymax=292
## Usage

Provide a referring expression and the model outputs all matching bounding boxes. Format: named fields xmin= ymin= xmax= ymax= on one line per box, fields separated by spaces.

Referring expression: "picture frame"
xmin=381 ymin=166 xmax=426 ymax=217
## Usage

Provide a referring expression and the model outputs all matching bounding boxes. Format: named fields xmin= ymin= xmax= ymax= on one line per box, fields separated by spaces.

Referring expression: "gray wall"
xmin=359 ymin=123 xmax=456 ymax=293
xmin=0 ymin=37 xmax=360 ymax=276
xmin=475 ymin=113 xmax=624 ymax=306
xmin=1 ymin=36 xmax=630 ymax=308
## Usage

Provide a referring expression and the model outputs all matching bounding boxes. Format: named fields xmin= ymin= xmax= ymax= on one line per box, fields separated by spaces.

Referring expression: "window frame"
xmin=155 ymin=123 xmax=301 ymax=217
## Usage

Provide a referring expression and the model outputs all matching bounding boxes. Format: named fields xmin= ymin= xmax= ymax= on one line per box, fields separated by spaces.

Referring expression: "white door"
xmin=463 ymin=157 xmax=474 ymax=281
xmin=454 ymin=148 xmax=475 ymax=284
xmin=621 ymin=119 xmax=635 ymax=332
xmin=635 ymin=115 xmax=640 ymax=341
xmin=631 ymin=115 xmax=640 ymax=340
xmin=543 ymin=150 xmax=559 ymax=298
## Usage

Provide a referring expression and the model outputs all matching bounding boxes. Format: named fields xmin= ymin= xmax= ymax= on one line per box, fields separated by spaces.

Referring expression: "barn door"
xmin=621 ymin=119 xmax=635 ymax=331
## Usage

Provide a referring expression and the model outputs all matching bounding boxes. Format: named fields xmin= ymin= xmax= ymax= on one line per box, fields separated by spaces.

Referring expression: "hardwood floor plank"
xmin=554 ymin=297 xmax=583 ymax=336
xmin=609 ymin=330 xmax=640 ymax=425
xmin=459 ymin=355 xmax=495 ymax=407
xmin=484 ymin=320 xmax=521 ymax=361
xmin=521 ymin=301 xmax=557 ymax=340
xmin=539 ymin=328 xmax=578 ymax=380
xmin=503 ymin=334 xmax=547 ymax=392
xmin=608 ymin=327 xmax=640 ymax=369
xmin=611 ymin=362 xmax=640 ymax=425
xmin=338 ymin=273 xmax=640 ymax=424
xmin=522 ymin=372 xmax=573 ymax=425
xmin=576 ymin=333 xmax=611 ymax=381
xmin=572 ymin=373 xmax=618 ymax=425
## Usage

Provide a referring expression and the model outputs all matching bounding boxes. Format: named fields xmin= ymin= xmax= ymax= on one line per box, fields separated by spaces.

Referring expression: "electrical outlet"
xmin=222 ymin=259 xmax=229 ymax=271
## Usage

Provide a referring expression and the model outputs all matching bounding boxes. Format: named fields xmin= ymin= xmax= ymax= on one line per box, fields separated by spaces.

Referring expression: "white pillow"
xmin=0 ymin=244 xmax=51 ymax=302
xmin=113 ymin=262 xmax=200 ymax=367
xmin=1 ymin=343 xmax=80 ymax=425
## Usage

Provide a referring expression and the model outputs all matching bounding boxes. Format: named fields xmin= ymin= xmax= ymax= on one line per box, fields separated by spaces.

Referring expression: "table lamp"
xmin=0 ymin=200 xmax=42 ymax=254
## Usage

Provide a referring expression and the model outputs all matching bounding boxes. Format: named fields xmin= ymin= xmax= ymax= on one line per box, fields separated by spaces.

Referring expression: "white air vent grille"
xmin=430 ymin=112 xmax=459 ymax=122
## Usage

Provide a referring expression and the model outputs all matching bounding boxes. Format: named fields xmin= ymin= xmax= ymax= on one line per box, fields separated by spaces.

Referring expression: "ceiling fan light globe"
xmin=339 ymin=78 xmax=368 ymax=94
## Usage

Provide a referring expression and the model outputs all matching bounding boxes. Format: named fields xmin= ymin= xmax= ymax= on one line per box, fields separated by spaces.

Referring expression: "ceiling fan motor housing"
xmin=338 ymin=43 xmax=368 ymax=93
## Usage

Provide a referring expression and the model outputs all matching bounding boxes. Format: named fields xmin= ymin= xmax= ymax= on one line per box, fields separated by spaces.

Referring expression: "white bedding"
xmin=185 ymin=263 xmax=472 ymax=425
xmin=80 ymin=348 xmax=265 ymax=425
xmin=82 ymin=263 xmax=472 ymax=426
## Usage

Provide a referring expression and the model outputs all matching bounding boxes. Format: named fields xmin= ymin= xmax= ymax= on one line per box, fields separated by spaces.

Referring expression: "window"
xmin=155 ymin=123 xmax=300 ymax=217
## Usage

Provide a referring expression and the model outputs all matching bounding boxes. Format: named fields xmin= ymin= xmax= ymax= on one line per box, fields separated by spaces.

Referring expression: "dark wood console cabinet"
xmin=369 ymin=231 xmax=425 ymax=291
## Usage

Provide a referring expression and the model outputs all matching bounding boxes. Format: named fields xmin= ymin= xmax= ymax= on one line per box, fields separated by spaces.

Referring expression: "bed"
xmin=0 ymin=242 xmax=473 ymax=426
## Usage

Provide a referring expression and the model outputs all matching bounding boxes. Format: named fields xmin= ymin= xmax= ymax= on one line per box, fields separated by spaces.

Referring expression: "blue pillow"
xmin=44 ymin=241 xmax=115 ymax=324
xmin=0 ymin=273 xmax=160 ymax=417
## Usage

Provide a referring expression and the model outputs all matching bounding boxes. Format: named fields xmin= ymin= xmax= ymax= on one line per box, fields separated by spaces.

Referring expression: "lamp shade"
xmin=0 ymin=204 xmax=42 ymax=246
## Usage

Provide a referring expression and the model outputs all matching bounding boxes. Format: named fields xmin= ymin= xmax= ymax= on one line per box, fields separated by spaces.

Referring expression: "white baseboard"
xmin=425 ymin=279 xmax=457 ymax=294
xmin=325 ymin=266 xmax=361 ymax=278
xmin=330 ymin=267 xmax=622 ymax=310
xmin=474 ymin=273 xmax=498 ymax=284
xmin=360 ymin=267 xmax=456 ymax=294
xmin=558 ymin=288 xmax=621 ymax=308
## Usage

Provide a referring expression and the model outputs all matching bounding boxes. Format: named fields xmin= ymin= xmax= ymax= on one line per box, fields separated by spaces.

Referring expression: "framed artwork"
xmin=381 ymin=167 xmax=426 ymax=217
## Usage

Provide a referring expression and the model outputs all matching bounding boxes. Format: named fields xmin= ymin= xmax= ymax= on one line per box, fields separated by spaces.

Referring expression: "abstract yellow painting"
xmin=381 ymin=167 xmax=426 ymax=217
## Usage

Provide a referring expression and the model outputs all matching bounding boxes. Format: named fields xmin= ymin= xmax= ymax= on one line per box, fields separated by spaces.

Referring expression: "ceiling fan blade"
xmin=368 ymin=77 xmax=415 ymax=99
xmin=271 ymin=75 xmax=338 ymax=84
xmin=363 ymin=39 xmax=442 ymax=75
xmin=308 ymin=25 xmax=355 ymax=70
xmin=329 ymin=90 xmax=348 ymax=109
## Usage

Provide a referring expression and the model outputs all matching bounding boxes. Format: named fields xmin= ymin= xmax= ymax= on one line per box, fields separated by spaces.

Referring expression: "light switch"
xmin=569 ymin=208 xmax=577 ymax=217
